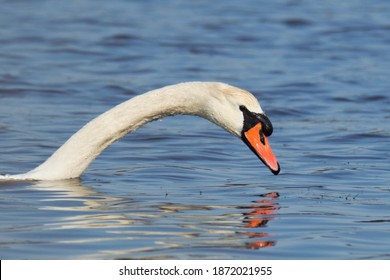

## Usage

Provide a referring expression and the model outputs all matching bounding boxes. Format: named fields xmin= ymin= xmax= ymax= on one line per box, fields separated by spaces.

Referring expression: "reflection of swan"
xmin=1 ymin=82 xmax=280 ymax=180
xmin=239 ymin=192 xmax=280 ymax=250
xmin=29 ymin=179 xmax=124 ymax=211
xmin=79 ymin=190 xmax=281 ymax=259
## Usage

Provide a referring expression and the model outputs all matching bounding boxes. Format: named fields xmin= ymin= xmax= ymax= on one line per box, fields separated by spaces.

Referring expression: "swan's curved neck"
xmin=22 ymin=82 xmax=214 ymax=180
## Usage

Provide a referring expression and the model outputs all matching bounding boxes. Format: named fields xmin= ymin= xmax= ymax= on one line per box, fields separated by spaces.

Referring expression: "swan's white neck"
xmin=6 ymin=82 xmax=241 ymax=180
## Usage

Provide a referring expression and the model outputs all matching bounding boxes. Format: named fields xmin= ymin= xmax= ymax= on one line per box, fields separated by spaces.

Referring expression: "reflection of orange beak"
xmin=243 ymin=123 xmax=280 ymax=175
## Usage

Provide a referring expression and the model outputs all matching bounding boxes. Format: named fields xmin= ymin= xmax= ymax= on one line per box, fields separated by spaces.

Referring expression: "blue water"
xmin=0 ymin=0 xmax=389 ymax=259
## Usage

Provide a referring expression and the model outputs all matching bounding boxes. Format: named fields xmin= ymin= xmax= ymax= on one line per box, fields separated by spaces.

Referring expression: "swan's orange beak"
xmin=243 ymin=123 xmax=280 ymax=175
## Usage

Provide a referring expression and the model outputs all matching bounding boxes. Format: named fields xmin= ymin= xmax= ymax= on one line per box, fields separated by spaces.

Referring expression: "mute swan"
xmin=0 ymin=82 xmax=280 ymax=181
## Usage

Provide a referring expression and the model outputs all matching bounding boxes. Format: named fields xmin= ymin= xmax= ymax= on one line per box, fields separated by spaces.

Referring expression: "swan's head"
xmin=202 ymin=82 xmax=280 ymax=175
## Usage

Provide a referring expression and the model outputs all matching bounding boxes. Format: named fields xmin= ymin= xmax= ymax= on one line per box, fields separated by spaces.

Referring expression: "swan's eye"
xmin=240 ymin=105 xmax=258 ymax=132
xmin=239 ymin=105 xmax=273 ymax=137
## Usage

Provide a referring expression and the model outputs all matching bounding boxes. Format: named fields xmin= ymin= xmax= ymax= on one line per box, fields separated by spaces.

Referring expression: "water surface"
xmin=0 ymin=0 xmax=389 ymax=259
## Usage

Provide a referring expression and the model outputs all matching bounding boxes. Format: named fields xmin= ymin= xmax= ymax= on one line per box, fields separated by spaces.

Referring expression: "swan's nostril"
xmin=259 ymin=129 xmax=265 ymax=145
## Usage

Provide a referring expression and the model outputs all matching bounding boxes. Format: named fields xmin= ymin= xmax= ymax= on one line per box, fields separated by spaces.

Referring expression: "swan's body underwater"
xmin=0 ymin=82 xmax=280 ymax=181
